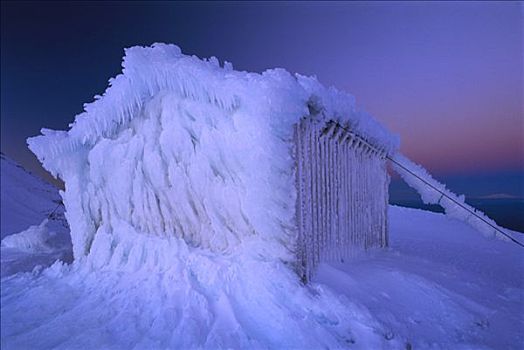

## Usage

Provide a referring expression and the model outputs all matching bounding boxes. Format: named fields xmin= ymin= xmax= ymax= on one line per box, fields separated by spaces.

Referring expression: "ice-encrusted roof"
xmin=28 ymin=43 xmax=399 ymax=163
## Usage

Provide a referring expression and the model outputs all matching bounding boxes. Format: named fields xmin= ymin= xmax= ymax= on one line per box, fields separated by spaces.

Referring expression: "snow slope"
xmin=0 ymin=154 xmax=72 ymax=277
xmin=1 ymin=206 xmax=522 ymax=349
xmin=0 ymin=153 xmax=62 ymax=238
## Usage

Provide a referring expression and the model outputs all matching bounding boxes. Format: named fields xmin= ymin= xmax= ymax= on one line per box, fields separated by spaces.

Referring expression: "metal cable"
xmin=47 ymin=201 xmax=63 ymax=219
xmin=387 ymin=156 xmax=524 ymax=248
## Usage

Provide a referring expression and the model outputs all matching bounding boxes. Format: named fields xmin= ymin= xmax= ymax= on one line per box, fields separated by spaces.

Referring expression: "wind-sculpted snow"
xmin=2 ymin=207 xmax=522 ymax=349
xmin=1 ymin=235 xmax=395 ymax=349
xmin=391 ymin=153 xmax=512 ymax=240
xmin=27 ymin=43 xmax=398 ymax=261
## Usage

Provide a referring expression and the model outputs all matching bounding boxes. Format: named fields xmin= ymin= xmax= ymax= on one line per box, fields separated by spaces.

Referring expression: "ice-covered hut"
xmin=28 ymin=44 xmax=399 ymax=280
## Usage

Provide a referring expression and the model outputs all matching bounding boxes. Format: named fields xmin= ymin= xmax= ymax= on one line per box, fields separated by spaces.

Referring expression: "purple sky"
xmin=1 ymin=2 xmax=522 ymax=184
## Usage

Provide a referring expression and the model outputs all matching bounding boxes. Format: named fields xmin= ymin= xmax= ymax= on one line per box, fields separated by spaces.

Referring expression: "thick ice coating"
xmin=28 ymin=43 xmax=399 ymax=261
xmin=391 ymin=153 xmax=511 ymax=240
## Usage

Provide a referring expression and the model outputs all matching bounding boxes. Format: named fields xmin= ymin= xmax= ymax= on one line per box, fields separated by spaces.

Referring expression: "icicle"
xmin=324 ymin=122 xmax=337 ymax=138
xmin=345 ymin=141 xmax=349 ymax=257
xmin=340 ymin=136 xmax=346 ymax=262
xmin=323 ymin=137 xmax=327 ymax=261
xmin=320 ymin=129 xmax=326 ymax=262
xmin=294 ymin=123 xmax=304 ymax=279
xmin=325 ymin=130 xmax=331 ymax=262
xmin=307 ymin=119 xmax=315 ymax=279
xmin=335 ymin=139 xmax=341 ymax=261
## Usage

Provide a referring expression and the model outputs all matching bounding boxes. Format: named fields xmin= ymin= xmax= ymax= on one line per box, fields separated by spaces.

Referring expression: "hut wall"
xmin=294 ymin=118 xmax=389 ymax=282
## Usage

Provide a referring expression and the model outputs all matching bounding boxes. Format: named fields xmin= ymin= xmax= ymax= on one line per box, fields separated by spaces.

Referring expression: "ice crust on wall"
xmin=391 ymin=153 xmax=511 ymax=240
xmin=28 ymin=43 xmax=399 ymax=262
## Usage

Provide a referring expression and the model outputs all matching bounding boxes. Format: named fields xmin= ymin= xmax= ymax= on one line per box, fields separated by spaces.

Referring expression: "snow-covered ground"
xmin=317 ymin=206 xmax=524 ymax=349
xmin=1 ymin=157 xmax=522 ymax=349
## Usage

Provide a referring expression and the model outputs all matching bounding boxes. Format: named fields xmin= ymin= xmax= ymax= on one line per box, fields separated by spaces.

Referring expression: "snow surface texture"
xmin=2 ymin=206 xmax=522 ymax=349
xmin=0 ymin=155 xmax=71 ymax=277
xmin=27 ymin=43 xmax=399 ymax=262
xmin=391 ymin=153 xmax=513 ymax=240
